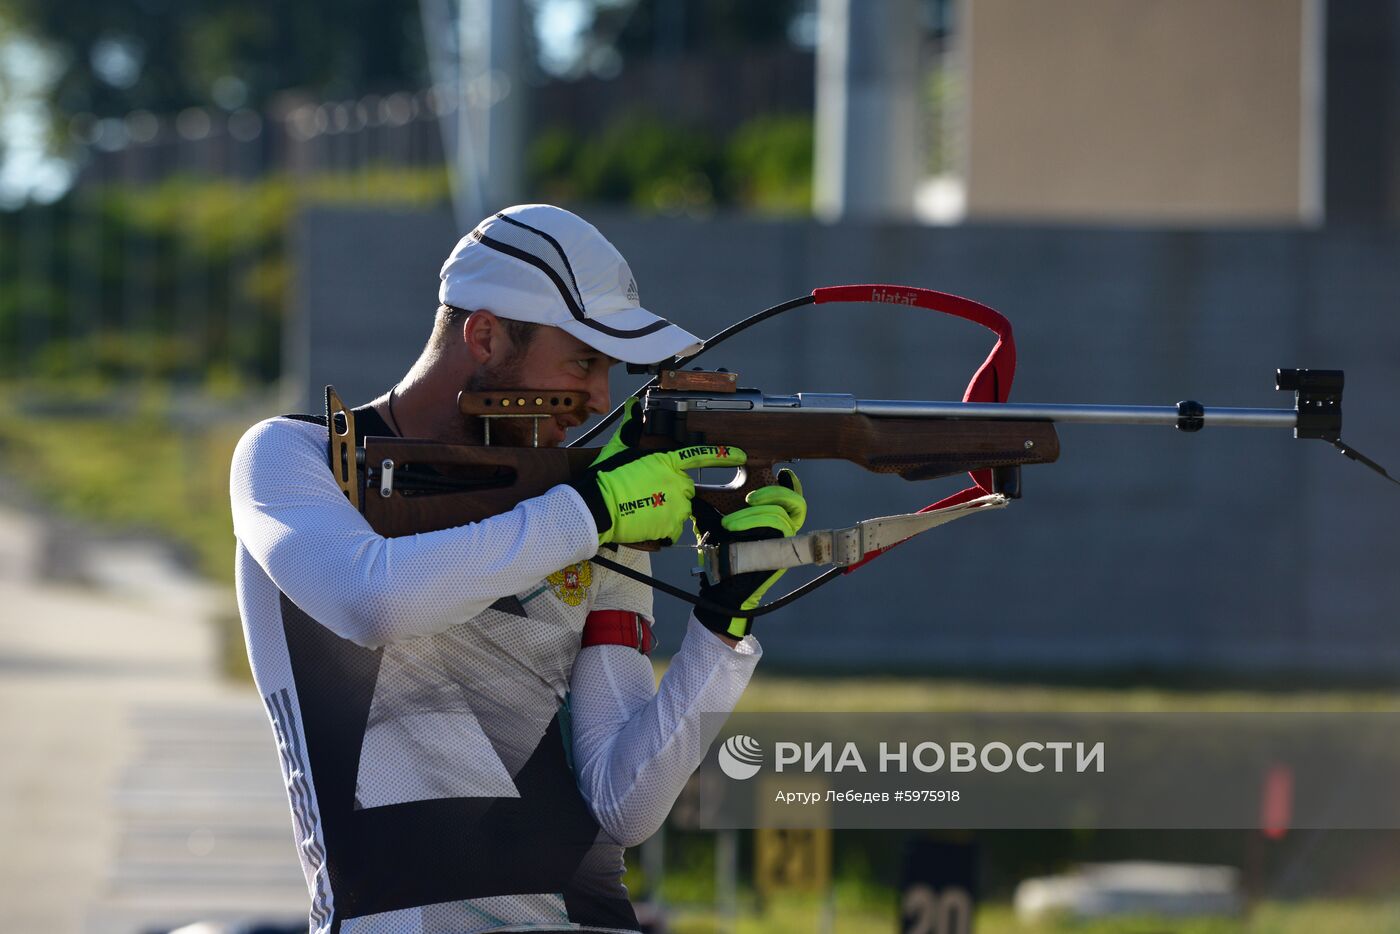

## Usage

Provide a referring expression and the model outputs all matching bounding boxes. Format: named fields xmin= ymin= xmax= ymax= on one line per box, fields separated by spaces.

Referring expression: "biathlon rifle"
xmin=326 ymin=285 xmax=1396 ymax=621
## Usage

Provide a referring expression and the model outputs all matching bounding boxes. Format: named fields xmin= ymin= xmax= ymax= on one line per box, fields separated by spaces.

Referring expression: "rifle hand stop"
xmin=1276 ymin=368 xmax=1398 ymax=487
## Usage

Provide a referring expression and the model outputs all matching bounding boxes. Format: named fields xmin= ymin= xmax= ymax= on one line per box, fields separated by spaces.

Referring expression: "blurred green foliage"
xmin=924 ymin=64 xmax=959 ymax=175
xmin=0 ymin=0 xmax=426 ymax=128
xmin=590 ymin=0 xmax=805 ymax=61
xmin=530 ymin=112 xmax=813 ymax=215
xmin=0 ymin=165 xmax=451 ymax=387
xmin=727 ymin=115 xmax=816 ymax=213
xmin=2 ymin=113 xmax=810 ymax=386
xmin=0 ymin=396 xmax=244 ymax=586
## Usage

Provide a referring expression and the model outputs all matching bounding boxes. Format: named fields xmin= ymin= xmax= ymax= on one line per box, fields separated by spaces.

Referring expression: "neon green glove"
xmin=572 ymin=431 xmax=747 ymax=545
xmin=693 ymin=468 xmax=806 ymax=639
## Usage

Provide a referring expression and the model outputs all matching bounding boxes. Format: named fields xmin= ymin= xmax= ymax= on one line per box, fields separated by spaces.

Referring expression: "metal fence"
xmin=0 ymin=89 xmax=457 ymax=390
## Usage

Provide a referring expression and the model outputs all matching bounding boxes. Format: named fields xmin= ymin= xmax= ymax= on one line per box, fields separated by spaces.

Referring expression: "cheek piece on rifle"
xmin=692 ymin=467 xmax=807 ymax=639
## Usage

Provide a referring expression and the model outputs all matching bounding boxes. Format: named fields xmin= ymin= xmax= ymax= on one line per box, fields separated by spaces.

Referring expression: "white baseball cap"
xmin=439 ymin=204 xmax=702 ymax=365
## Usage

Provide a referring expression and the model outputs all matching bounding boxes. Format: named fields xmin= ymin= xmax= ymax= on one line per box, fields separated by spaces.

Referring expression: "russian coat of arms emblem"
xmin=547 ymin=562 xmax=592 ymax=607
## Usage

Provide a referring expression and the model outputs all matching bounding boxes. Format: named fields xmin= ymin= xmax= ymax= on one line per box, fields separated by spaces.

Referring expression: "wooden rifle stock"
xmin=356 ymin=414 xmax=1059 ymax=537
xmin=361 ymin=440 xmax=595 ymax=537
xmin=637 ymin=411 xmax=1059 ymax=513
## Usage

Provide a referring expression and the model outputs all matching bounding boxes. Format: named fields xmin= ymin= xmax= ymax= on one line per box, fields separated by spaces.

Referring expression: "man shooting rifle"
xmin=230 ymin=204 xmax=799 ymax=933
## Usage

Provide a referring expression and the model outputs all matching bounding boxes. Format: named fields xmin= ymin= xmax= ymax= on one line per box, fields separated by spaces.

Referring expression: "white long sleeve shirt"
xmin=231 ymin=409 xmax=759 ymax=934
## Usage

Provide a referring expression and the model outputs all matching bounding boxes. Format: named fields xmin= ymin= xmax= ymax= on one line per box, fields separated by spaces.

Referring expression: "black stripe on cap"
xmin=496 ymin=213 xmax=585 ymax=309
xmin=470 ymin=214 xmax=670 ymax=340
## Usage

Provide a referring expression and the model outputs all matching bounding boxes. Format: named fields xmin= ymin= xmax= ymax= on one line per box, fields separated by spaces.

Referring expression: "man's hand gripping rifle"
xmin=327 ymin=285 xmax=1396 ymax=624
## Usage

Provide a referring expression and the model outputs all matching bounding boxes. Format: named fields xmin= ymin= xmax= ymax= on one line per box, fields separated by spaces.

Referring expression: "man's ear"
xmin=463 ymin=309 xmax=500 ymax=364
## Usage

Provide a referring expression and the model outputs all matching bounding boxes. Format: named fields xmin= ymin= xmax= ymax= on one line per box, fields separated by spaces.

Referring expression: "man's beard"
xmin=463 ymin=357 xmax=544 ymax=447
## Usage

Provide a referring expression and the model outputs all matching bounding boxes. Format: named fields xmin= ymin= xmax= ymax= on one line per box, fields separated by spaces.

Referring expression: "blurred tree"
xmin=527 ymin=112 xmax=812 ymax=215
xmin=726 ymin=114 xmax=812 ymax=213
xmin=585 ymin=0 xmax=807 ymax=61
xmin=0 ymin=0 xmax=427 ymax=125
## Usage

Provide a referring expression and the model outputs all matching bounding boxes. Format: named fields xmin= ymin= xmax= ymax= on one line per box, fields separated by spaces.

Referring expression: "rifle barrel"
xmin=852 ymin=400 xmax=1298 ymax=429
xmin=652 ymin=390 xmax=1302 ymax=430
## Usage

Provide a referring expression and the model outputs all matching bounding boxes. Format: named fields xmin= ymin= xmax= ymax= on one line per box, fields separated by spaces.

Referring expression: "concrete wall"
xmin=1325 ymin=0 xmax=1400 ymax=224
xmin=964 ymin=0 xmax=1316 ymax=224
xmin=295 ymin=208 xmax=1400 ymax=677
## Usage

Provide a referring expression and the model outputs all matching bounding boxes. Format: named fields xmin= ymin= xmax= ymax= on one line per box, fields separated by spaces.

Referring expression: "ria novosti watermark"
xmin=718 ymin=734 xmax=764 ymax=780
xmin=689 ymin=713 xmax=1400 ymax=831
xmin=719 ymin=736 xmax=1103 ymax=779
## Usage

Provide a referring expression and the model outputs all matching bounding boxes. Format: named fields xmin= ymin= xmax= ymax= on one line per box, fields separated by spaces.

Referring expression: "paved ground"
xmin=0 ymin=502 xmax=309 ymax=933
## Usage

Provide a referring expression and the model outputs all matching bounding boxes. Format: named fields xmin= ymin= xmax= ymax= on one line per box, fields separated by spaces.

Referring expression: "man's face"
xmin=468 ymin=324 xmax=618 ymax=447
